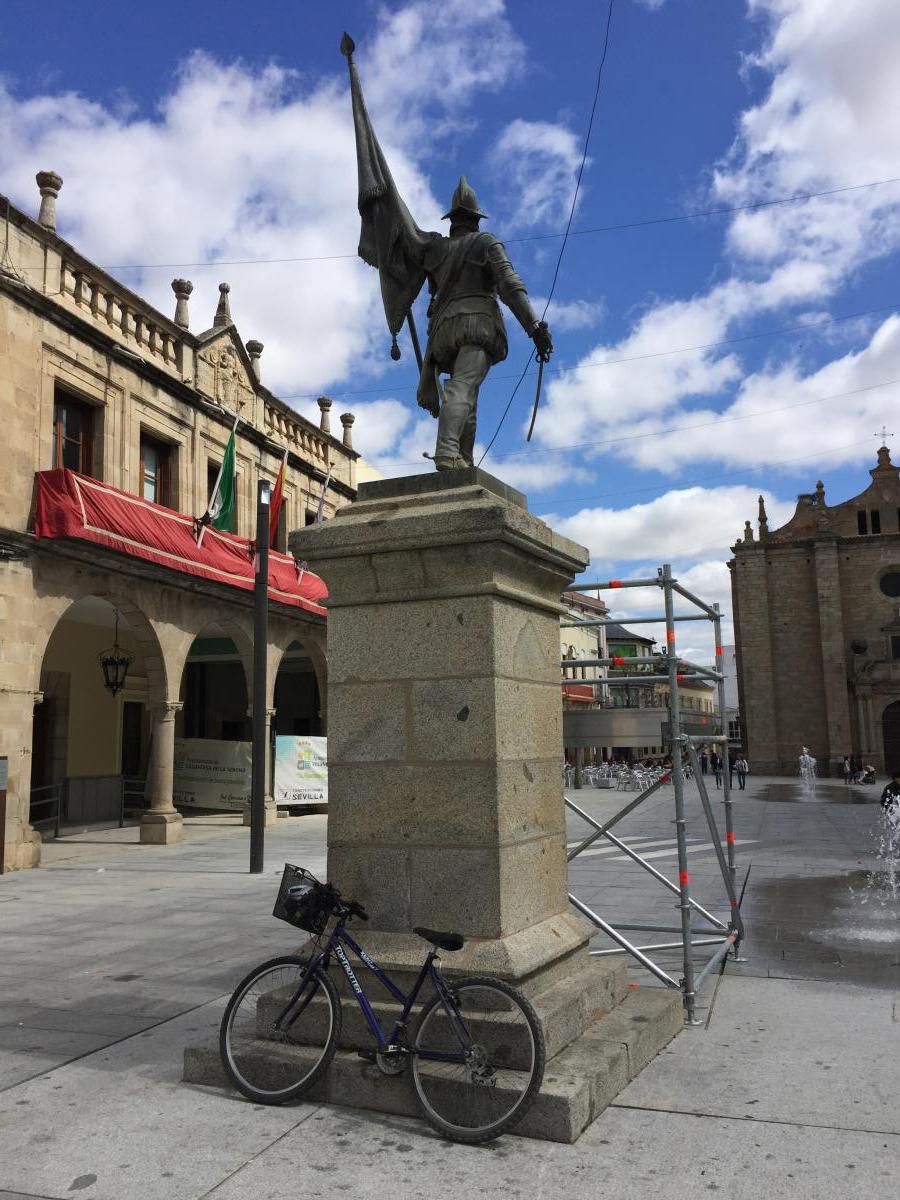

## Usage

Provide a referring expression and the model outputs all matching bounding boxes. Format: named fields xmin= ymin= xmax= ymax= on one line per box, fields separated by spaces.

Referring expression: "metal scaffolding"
xmin=561 ymin=565 xmax=744 ymax=1024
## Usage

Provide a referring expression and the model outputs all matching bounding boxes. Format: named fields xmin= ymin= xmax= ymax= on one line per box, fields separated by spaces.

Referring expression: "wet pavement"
xmin=564 ymin=772 xmax=900 ymax=995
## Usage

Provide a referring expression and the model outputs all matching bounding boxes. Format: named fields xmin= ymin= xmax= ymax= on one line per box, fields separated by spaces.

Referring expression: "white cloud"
xmin=0 ymin=1 xmax=525 ymax=409
xmin=541 ymin=485 xmax=793 ymax=569
xmin=364 ymin=0 xmax=524 ymax=141
xmin=491 ymin=119 xmax=584 ymax=229
xmin=715 ymin=0 xmax=900 ymax=274
xmin=532 ymin=296 xmax=605 ymax=332
xmin=593 ymin=312 xmax=900 ymax=474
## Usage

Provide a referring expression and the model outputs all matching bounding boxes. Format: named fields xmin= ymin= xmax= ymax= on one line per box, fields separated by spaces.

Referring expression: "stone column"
xmin=171 ymin=278 xmax=193 ymax=330
xmin=243 ymin=708 xmax=278 ymax=828
xmin=36 ymin=171 xmax=63 ymax=231
xmin=140 ymin=701 xmax=184 ymax=845
xmin=246 ymin=340 xmax=264 ymax=381
xmin=340 ymin=412 xmax=354 ymax=450
xmin=317 ymin=396 xmax=332 ymax=435
xmin=290 ymin=468 xmax=591 ymax=987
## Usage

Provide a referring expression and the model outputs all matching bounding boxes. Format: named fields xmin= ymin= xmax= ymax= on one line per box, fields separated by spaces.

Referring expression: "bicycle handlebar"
xmin=347 ymin=900 xmax=369 ymax=921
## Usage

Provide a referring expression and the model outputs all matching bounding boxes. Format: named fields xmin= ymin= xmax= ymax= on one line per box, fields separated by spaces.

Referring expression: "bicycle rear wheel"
xmin=220 ymin=954 xmax=340 ymax=1104
xmin=411 ymin=976 xmax=545 ymax=1143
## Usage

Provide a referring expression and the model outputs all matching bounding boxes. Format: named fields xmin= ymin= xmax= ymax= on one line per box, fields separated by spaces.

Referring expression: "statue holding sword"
xmin=341 ymin=33 xmax=553 ymax=471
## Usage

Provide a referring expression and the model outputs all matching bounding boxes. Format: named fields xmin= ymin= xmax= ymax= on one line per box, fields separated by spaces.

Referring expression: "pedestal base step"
xmin=183 ymin=987 xmax=682 ymax=1144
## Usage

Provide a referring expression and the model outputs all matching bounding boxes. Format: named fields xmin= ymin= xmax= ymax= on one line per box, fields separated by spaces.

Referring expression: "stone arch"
xmin=32 ymin=589 xmax=168 ymax=705
xmin=176 ymin=615 xmax=254 ymax=741
xmin=268 ymin=619 xmax=328 ymax=733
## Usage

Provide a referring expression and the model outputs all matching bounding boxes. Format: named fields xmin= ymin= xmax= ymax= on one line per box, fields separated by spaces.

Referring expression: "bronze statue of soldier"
xmin=341 ymin=34 xmax=552 ymax=472
xmin=417 ymin=177 xmax=552 ymax=469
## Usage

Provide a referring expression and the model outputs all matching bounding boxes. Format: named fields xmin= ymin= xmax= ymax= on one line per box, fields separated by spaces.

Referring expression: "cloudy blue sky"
xmin=2 ymin=0 xmax=898 ymax=653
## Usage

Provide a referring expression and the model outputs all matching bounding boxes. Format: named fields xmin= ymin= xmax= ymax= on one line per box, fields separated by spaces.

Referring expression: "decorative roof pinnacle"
xmin=213 ymin=282 xmax=232 ymax=328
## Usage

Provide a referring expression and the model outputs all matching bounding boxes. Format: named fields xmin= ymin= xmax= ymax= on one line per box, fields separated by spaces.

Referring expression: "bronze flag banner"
xmin=341 ymin=32 xmax=431 ymax=340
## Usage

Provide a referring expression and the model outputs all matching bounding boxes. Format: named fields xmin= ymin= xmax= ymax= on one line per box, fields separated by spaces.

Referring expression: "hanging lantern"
xmin=98 ymin=611 xmax=133 ymax=696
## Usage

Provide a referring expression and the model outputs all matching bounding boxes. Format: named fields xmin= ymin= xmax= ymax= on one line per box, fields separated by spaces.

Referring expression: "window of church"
xmin=879 ymin=571 xmax=900 ymax=598
xmin=870 ymin=510 xmax=882 ymax=534
xmin=892 ymin=636 xmax=900 ymax=661
xmin=857 ymin=510 xmax=868 ymax=535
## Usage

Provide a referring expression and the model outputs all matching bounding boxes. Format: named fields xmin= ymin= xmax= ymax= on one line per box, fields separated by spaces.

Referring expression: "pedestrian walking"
xmin=735 ymin=756 xmax=749 ymax=790
xmin=700 ymin=750 xmax=709 ymax=776
xmin=842 ymin=756 xmax=851 ymax=785
xmin=711 ymin=751 xmax=722 ymax=789
xmin=728 ymin=753 xmax=736 ymax=787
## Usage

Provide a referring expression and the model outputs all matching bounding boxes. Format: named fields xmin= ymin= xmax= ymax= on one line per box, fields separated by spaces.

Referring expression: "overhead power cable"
xmin=9 ymin=175 xmax=898 ymax=274
xmin=478 ymin=0 xmax=616 ymax=463
xmin=377 ymin=374 xmax=900 ymax=472
xmin=538 ymin=438 xmax=878 ymax=512
xmin=278 ymin=299 xmax=900 ymax=402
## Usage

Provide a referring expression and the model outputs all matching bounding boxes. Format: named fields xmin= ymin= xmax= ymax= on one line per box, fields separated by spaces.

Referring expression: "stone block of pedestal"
xmin=289 ymin=467 xmax=591 ymax=989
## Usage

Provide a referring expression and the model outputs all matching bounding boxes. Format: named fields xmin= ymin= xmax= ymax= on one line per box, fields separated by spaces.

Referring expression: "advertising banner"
xmin=173 ymin=738 xmax=251 ymax=811
xmin=274 ymin=735 xmax=328 ymax=806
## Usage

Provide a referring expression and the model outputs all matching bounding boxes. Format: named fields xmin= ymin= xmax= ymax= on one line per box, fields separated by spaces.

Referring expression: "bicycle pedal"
xmin=356 ymin=1048 xmax=377 ymax=1063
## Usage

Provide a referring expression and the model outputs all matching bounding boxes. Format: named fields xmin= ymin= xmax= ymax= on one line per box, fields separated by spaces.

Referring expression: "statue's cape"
xmin=347 ymin=53 xmax=434 ymax=336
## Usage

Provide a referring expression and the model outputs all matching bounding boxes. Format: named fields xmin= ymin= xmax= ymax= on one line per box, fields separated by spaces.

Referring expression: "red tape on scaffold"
xmin=610 ymin=579 xmax=622 ymax=588
xmin=715 ymin=645 xmax=723 ymax=656
xmin=679 ymin=870 xmax=689 ymax=885
xmin=726 ymin=832 xmax=736 ymax=844
xmin=666 ymin=630 xmax=676 ymax=642
xmin=612 ymin=656 xmax=626 ymax=666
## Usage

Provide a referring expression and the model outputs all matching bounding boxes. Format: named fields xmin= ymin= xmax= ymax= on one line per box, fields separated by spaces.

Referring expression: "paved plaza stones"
xmin=1 ymin=774 xmax=898 ymax=1197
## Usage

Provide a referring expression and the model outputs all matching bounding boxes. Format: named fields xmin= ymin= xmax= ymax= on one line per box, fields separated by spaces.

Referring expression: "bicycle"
xmin=219 ymin=865 xmax=545 ymax=1144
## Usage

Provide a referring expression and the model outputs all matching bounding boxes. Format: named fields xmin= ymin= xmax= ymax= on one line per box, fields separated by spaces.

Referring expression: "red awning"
xmin=34 ymin=469 xmax=328 ymax=616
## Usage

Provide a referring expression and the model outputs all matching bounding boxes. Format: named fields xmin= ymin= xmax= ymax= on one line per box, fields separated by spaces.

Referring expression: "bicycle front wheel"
xmin=220 ymin=955 xmax=340 ymax=1104
xmin=411 ymin=976 xmax=545 ymax=1143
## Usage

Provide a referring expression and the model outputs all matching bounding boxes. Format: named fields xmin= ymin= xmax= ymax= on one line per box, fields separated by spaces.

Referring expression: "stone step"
xmin=183 ymin=982 xmax=682 ymax=1143
xmin=255 ymin=955 xmax=625 ymax=1063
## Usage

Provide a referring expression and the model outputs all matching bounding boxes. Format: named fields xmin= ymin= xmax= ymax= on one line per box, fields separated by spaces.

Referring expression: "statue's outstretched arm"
xmin=487 ymin=241 xmax=539 ymax=333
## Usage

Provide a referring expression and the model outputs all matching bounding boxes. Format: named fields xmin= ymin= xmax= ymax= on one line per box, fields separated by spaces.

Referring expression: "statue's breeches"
xmin=429 ymin=305 xmax=508 ymax=373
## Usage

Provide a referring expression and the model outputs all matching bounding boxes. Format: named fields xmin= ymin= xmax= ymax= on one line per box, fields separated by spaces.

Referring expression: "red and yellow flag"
xmin=269 ymin=448 xmax=287 ymax=547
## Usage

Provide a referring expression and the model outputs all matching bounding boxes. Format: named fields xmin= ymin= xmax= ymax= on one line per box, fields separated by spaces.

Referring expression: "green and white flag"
xmin=197 ymin=416 xmax=238 ymax=543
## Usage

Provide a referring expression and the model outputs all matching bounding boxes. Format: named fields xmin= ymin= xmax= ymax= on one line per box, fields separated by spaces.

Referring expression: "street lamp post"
xmin=250 ymin=480 xmax=271 ymax=875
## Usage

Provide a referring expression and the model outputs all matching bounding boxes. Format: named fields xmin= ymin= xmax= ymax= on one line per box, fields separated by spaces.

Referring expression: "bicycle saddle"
xmin=413 ymin=926 xmax=465 ymax=952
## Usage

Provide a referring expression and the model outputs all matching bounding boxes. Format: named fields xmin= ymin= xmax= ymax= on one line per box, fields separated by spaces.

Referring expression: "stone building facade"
xmin=1 ymin=172 xmax=359 ymax=870
xmin=729 ymin=446 xmax=900 ymax=776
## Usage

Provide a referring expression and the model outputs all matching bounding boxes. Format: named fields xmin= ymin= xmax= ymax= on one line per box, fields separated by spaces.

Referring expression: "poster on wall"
xmin=173 ymin=738 xmax=251 ymax=811
xmin=274 ymin=735 xmax=328 ymax=806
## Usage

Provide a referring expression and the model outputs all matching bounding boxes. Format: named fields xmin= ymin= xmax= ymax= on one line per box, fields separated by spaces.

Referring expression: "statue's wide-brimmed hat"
xmin=442 ymin=175 xmax=488 ymax=221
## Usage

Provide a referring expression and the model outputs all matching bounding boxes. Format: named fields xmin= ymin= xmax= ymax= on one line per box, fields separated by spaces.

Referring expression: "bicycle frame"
xmin=275 ymin=923 xmax=471 ymax=1061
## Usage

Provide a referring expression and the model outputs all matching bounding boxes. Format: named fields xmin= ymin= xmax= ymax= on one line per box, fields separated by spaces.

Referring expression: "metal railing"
xmin=29 ymin=776 xmax=147 ymax=838
xmin=29 ymin=782 xmax=64 ymax=839
xmin=562 ymin=564 xmax=744 ymax=1024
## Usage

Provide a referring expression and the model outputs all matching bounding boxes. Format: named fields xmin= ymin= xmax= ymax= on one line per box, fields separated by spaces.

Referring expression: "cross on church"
xmin=875 ymin=425 xmax=894 ymax=447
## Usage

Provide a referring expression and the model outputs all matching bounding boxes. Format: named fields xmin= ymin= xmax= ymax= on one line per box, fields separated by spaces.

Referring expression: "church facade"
xmin=729 ymin=445 xmax=900 ymax=776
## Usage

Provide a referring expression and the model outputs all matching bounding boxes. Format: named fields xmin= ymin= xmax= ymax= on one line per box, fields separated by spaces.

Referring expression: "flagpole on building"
xmin=249 ymin=478 xmax=271 ymax=875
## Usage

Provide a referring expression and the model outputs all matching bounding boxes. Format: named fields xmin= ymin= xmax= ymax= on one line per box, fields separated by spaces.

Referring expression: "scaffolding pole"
xmin=713 ymin=603 xmax=738 ymax=885
xmin=663 ymin=563 xmax=699 ymax=1024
